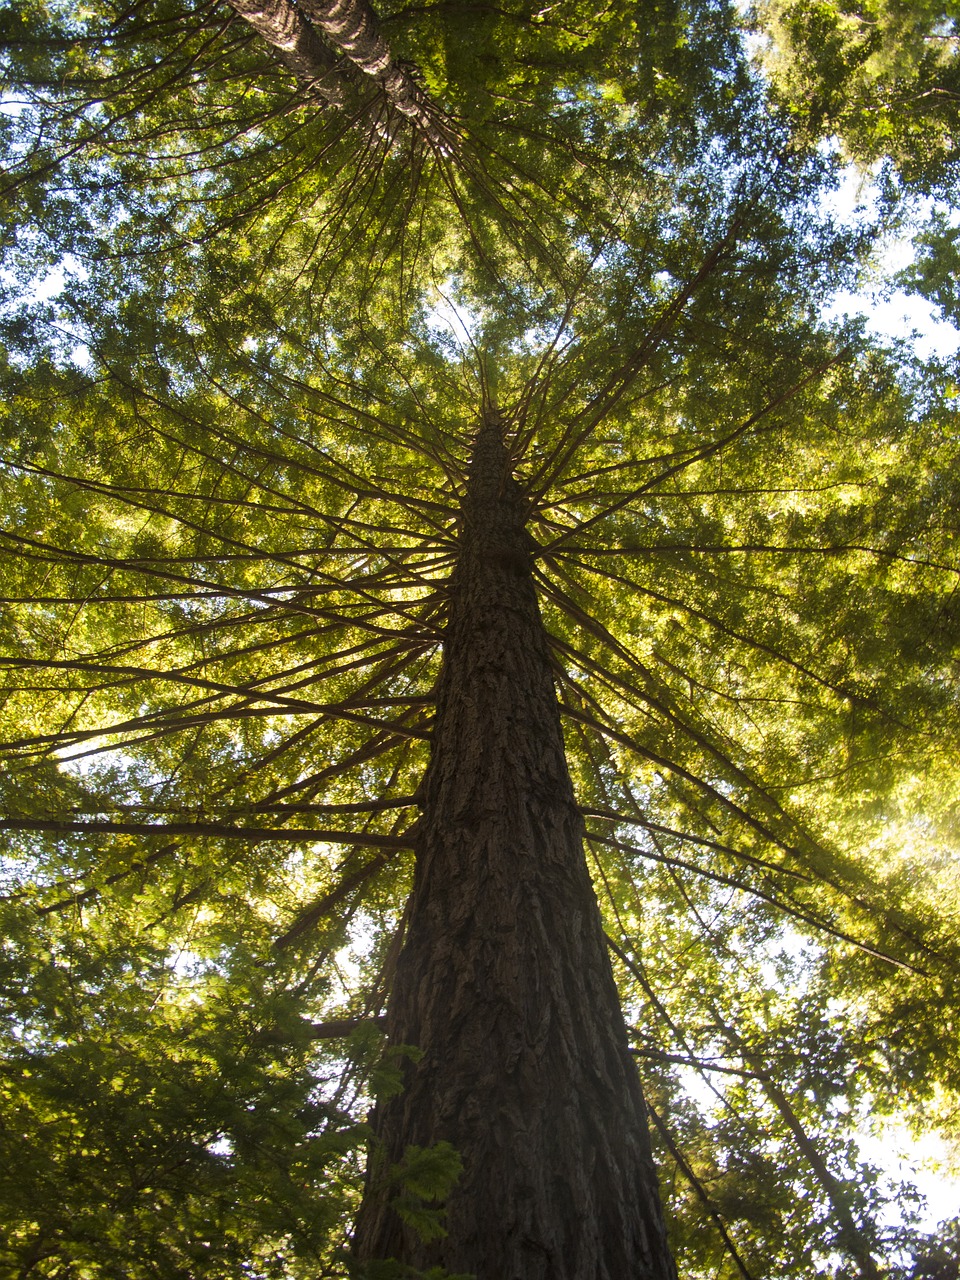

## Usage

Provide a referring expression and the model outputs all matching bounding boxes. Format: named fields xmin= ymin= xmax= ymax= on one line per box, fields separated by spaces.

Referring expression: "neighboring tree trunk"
xmin=225 ymin=0 xmax=348 ymax=103
xmin=227 ymin=0 xmax=453 ymax=146
xmin=353 ymin=412 xmax=677 ymax=1279
xmin=296 ymin=0 xmax=454 ymax=146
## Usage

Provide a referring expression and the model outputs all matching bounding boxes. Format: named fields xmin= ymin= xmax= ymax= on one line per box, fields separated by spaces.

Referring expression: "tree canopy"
xmin=1 ymin=0 xmax=959 ymax=1276
xmin=754 ymin=0 xmax=960 ymax=187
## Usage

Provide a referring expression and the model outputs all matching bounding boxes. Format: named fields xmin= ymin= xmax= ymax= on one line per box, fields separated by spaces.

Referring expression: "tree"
xmin=1 ymin=0 xmax=959 ymax=1277
xmin=751 ymin=0 xmax=960 ymax=189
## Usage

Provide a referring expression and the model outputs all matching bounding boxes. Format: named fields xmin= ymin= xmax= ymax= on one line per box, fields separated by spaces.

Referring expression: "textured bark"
xmin=296 ymin=0 xmax=454 ymax=146
xmin=225 ymin=0 xmax=347 ymax=103
xmin=353 ymin=413 xmax=677 ymax=1279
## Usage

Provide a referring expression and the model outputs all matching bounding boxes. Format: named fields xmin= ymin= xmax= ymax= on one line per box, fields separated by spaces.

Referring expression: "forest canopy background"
xmin=1 ymin=0 xmax=960 ymax=1275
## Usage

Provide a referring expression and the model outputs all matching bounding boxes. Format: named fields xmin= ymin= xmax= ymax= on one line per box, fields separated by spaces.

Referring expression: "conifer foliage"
xmin=1 ymin=0 xmax=959 ymax=1276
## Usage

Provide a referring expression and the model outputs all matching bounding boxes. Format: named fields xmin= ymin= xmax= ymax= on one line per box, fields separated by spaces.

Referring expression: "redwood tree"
xmin=1 ymin=1 xmax=959 ymax=1277
xmin=353 ymin=412 xmax=675 ymax=1276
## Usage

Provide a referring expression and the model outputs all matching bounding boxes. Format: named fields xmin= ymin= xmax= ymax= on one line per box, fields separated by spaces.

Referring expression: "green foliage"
xmin=368 ymin=1044 xmax=425 ymax=1101
xmin=899 ymin=210 xmax=960 ymax=320
xmin=351 ymin=1262 xmax=473 ymax=1280
xmin=385 ymin=1143 xmax=464 ymax=1244
xmin=1 ymin=0 xmax=959 ymax=1275
xmin=752 ymin=0 xmax=960 ymax=187
xmin=0 ymin=899 xmax=371 ymax=1276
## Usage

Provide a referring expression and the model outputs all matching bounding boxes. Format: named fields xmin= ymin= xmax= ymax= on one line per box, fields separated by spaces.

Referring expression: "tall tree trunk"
xmin=296 ymin=0 xmax=454 ymax=146
xmin=225 ymin=0 xmax=348 ymax=103
xmin=353 ymin=412 xmax=677 ymax=1279
xmin=227 ymin=0 xmax=452 ymax=146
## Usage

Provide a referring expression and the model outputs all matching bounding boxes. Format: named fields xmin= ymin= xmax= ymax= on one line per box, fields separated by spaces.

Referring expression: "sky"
xmin=820 ymin=164 xmax=960 ymax=361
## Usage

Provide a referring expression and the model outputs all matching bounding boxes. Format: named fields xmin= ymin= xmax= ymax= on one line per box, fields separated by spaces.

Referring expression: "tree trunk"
xmin=296 ymin=0 xmax=454 ymax=147
xmin=228 ymin=0 xmax=452 ymax=146
xmin=225 ymin=0 xmax=347 ymax=103
xmin=353 ymin=411 xmax=677 ymax=1279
